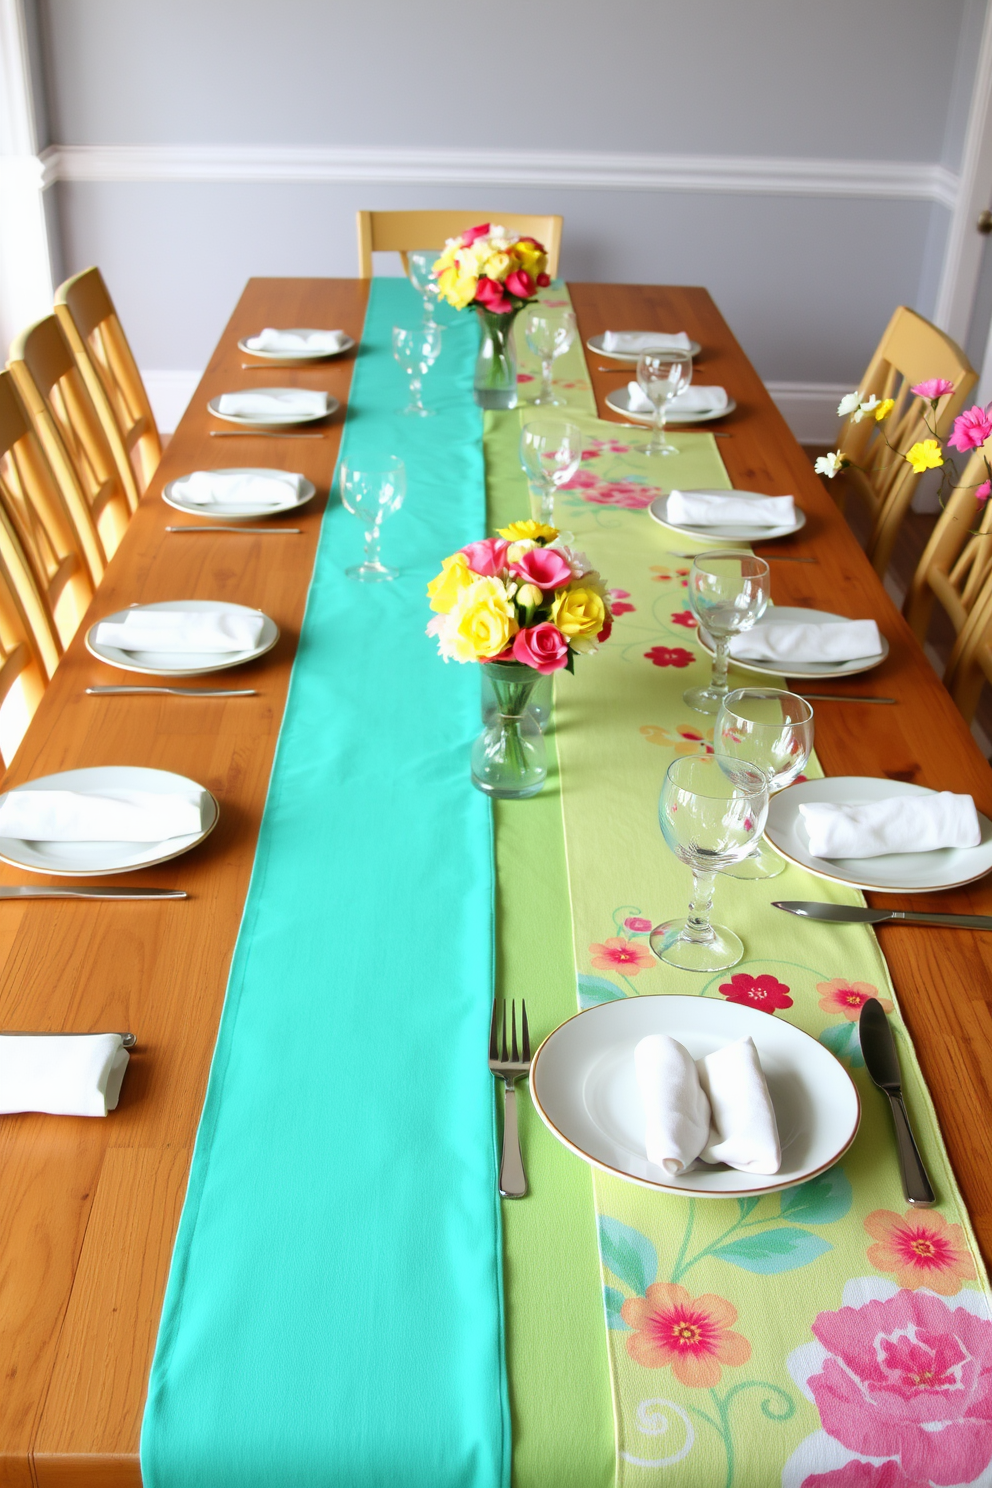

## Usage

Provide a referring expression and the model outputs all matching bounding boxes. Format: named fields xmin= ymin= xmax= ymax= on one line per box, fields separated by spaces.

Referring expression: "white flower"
xmin=851 ymin=393 xmax=880 ymax=423
xmin=814 ymin=451 xmax=845 ymax=478
xmin=548 ymin=538 xmax=593 ymax=577
xmin=837 ymin=391 xmax=861 ymax=417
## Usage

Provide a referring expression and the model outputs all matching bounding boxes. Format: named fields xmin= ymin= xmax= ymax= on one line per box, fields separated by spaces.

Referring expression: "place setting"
xmin=238 ymin=326 xmax=355 ymax=364
xmin=207 ymin=386 xmax=339 ymax=438
xmin=604 ymin=347 xmax=734 ymax=444
xmin=162 ymin=467 xmax=316 ymax=523
xmin=649 ymin=487 xmax=807 ymax=543
xmin=86 ymin=599 xmax=279 ymax=681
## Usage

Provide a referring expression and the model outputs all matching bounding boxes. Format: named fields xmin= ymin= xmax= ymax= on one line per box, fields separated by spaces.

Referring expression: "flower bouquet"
xmin=432 ymin=225 xmax=551 ymax=411
xmin=426 ymin=519 xmax=612 ymax=797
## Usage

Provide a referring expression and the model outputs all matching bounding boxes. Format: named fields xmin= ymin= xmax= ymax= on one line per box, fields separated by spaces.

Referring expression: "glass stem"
xmin=409 ymin=375 xmax=424 ymax=411
xmin=540 ymin=483 xmax=555 ymax=525
xmin=364 ymin=524 xmax=382 ymax=569
xmin=684 ymin=869 xmax=717 ymax=944
xmin=540 ymin=357 xmax=554 ymax=401
xmin=648 ymin=401 xmax=668 ymax=455
xmin=710 ymin=634 xmax=731 ymax=697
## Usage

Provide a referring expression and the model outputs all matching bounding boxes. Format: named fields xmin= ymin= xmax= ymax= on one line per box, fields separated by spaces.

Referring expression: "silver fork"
xmin=489 ymin=998 xmax=531 ymax=1198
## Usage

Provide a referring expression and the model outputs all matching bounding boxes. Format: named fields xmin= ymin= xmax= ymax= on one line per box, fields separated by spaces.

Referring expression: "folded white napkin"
xmin=0 ymin=788 xmax=207 ymax=842
xmin=0 ymin=1033 xmax=129 ymax=1116
xmin=604 ymin=330 xmax=692 ymax=354
xmin=729 ymin=619 xmax=882 ymax=664
xmin=799 ymin=792 xmax=982 ymax=859
xmin=635 ymin=1033 xmax=781 ymax=1176
xmin=667 ymin=490 xmax=796 ymax=528
xmin=170 ymin=470 xmax=305 ymax=509
xmin=94 ymin=609 xmax=265 ymax=654
xmin=244 ymin=328 xmax=347 ymax=354
xmin=215 ymin=390 xmax=329 ymax=419
xmin=627 ymin=382 xmax=728 ymax=416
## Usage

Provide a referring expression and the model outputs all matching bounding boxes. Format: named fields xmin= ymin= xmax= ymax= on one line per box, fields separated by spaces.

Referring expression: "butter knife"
xmin=0 ymin=887 xmax=186 ymax=900
xmin=773 ymin=900 xmax=992 ymax=930
xmin=87 ymin=686 xmax=257 ymax=697
xmin=859 ymin=998 xmax=935 ymax=1206
xmin=1 ymin=1030 xmax=137 ymax=1046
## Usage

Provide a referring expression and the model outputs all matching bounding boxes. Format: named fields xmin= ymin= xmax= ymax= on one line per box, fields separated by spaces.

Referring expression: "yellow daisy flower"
xmin=905 ymin=439 xmax=943 ymax=474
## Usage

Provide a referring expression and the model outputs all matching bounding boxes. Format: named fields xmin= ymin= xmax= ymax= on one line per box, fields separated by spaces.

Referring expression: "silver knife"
xmin=1 ymin=1030 xmax=137 ymax=1046
xmin=773 ymin=900 xmax=992 ymax=930
xmin=87 ymin=686 xmax=257 ymax=697
xmin=0 ymin=886 xmax=186 ymax=900
xmin=859 ymin=998 xmax=935 ymax=1206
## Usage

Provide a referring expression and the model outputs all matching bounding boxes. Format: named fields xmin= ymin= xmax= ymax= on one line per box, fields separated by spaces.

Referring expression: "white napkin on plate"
xmin=635 ymin=1034 xmax=711 ymax=1175
xmin=627 ymin=382 xmax=728 ymax=416
xmin=729 ymin=619 xmax=882 ymax=663
xmin=0 ymin=1033 xmax=129 ymax=1116
xmin=94 ymin=609 xmax=265 ymax=654
xmin=170 ymin=470 xmax=305 ymax=509
xmin=698 ymin=1038 xmax=781 ymax=1173
xmin=215 ymin=390 xmax=329 ymax=419
xmin=604 ymin=330 xmax=692 ymax=354
xmin=244 ymin=328 xmax=347 ymax=353
xmin=799 ymin=792 xmax=982 ymax=858
xmin=667 ymin=490 xmax=796 ymax=528
xmin=0 ymin=788 xmax=208 ymax=842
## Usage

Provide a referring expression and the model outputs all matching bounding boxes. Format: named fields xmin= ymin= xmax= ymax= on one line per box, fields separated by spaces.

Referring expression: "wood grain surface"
xmin=2 ymin=278 xmax=990 ymax=1486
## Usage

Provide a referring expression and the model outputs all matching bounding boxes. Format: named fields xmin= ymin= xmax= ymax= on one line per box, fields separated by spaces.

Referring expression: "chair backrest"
xmin=944 ymin=564 xmax=992 ymax=723
xmin=356 ymin=211 xmax=563 ymax=279
xmin=837 ymin=305 xmax=976 ymax=577
xmin=54 ymin=266 xmax=161 ymax=505
xmin=904 ymin=444 xmax=992 ymax=643
xmin=6 ymin=315 xmax=130 ymax=577
xmin=0 ymin=372 xmax=93 ymax=657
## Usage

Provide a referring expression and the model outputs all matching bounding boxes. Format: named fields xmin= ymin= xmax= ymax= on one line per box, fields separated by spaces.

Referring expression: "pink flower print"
xmin=977 ymin=479 xmax=991 ymax=504
xmin=589 ymin=936 xmax=655 ymax=974
xmin=808 ymin=1289 xmax=992 ymax=1485
xmin=719 ymin=972 xmax=793 ymax=1014
xmin=608 ymin=588 xmax=636 ymax=616
xmin=585 ymin=480 xmax=658 ymax=510
xmin=671 ymin=610 xmax=697 ymax=630
xmin=606 ymin=440 xmax=630 ymax=454
xmin=802 ymin=1462 xmax=930 ymax=1488
xmin=560 ymin=469 xmax=600 ymax=490
xmin=650 ymin=565 xmax=691 ymax=586
xmin=817 ymin=978 xmax=892 ymax=1022
xmin=623 ymin=916 xmax=653 ymax=933
xmin=911 ymin=377 xmax=954 ymax=400
xmin=947 ymin=403 xmax=992 ymax=452
xmin=516 ymin=372 xmax=535 ymax=383
xmin=581 ymin=446 xmax=602 ymax=460
xmin=864 ymin=1209 xmax=976 ymax=1296
xmin=542 ymin=298 xmax=569 ymax=307
xmin=645 ymin=645 xmax=694 ymax=668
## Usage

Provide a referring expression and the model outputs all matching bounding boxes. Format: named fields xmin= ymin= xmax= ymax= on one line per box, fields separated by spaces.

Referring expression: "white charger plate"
xmin=208 ymin=391 xmax=340 ymax=426
xmin=649 ymin=490 xmax=806 ymax=543
xmin=86 ymin=599 xmax=279 ymax=677
xmin=606 ymin=385 xmax=736 ymax=425
xmin=162 ymin=467 xmax=316 ymax=522
xmin=0 ymin=765 xmax=219 ymax=877
xmin=765 ymin=776 xmax=992 ymax=893
xmin=587 ymin=332 xmax=701 ymax=363
xmin=237 ymin=330 xmax=355 ymax=361
xmin=699 ymin=606 xmax=889 ymax=680
xmin=530 ymin=995 xmax=859 ymax=1198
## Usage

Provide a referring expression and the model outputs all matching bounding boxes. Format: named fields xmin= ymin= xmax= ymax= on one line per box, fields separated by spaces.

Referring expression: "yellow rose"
xmin=481 ymin=250 xmax=511 ymax=282
xmin=905 ymin=439 xmax=943 ymax=474
xmin=551 ymin=586 xmax=607 ymax=638
xmin=874 ymin=398 xmax=895 ymax=422
xmin=427 ymin=552 xmax=474 ymax=613
xmin=497 ymin=519 xmax=558 ymax=542
xmin=437 ymin=265 xmax=477 ymax=311
xmin=514 ymin=240 xmax=548 ymax=278
xmin=447 ymin=577 xmax=518 ymax=661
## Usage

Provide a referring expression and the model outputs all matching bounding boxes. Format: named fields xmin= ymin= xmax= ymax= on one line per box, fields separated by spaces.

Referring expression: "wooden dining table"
xmin=1 ymin=277 xmax=990 ymax=1488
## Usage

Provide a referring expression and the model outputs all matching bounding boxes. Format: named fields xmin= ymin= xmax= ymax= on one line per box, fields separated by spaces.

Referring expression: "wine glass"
xmin=635 ymin=349 xmax=692 ymax=456
xmin=715 ymin=688 xmax=814 ymax=880
xmin=524 ymin=308 xmax=577 ymax=405
xmin=519 ymin=419 xmax=583 ymax=524
xmin=649 ymin=753 xmax=769 ymax=973
xmin=392 ymin=324 xmax=443 ymax=415
xmin=684 ymin=551 xmax=770 ymax=715
xmin=406 ymin=250 xmax=440 ymax=326
xmin=339 ymin=455 xmax=406 ymax=582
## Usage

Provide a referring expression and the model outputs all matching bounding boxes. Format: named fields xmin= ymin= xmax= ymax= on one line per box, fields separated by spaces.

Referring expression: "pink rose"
xmin=512 ymin=623 xmax=569 ymax=673
xmin=624 ymin=916 xmax=653 ymax=932
xmin=977 ymin=479 xmax=991 ymax=504
xmin=947 ymin=403 xmax=992 ymax=452
xmin=598 ymin=617 xmax=613 ymax=644
xmin=460 ymin=537 xmax=509 ymax=576
xmin=510 ymin=546 xmax=573 ymax=590
xmin=475 ymin=277 xmax=514 ymax=314
xmin=505 ymin=268 xmax=535 ymax=299
xmin=460 ymin=222 xmax=491 ymax=246
xmin=802 ymin=1462 xmax=929 ymax=1488
xmin=536 ymin=273 xmax=551 ymax=287
xmin=911 ymin=378 xmax=954 ymax=400
xmin=517 ymin=235 xmax=546 ymax=252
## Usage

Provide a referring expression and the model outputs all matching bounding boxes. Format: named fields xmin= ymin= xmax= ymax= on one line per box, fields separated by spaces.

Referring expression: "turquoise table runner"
xmin=141 ymin=280 xmax=509 ymax=1488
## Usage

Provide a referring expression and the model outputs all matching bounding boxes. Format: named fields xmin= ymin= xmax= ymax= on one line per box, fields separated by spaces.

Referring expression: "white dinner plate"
xmin=0 ymin=765 xmax=219 ymax=877
xmin=765 ymin=777 xmax=992 ymax=893
xmin=207 ymin=391 xmax=340 ymax=426
xmin=162 ymin=467 xmax=316 ymax=522
xmin=649 ymin=490 xmax=807 ymax=543
xmin=698 ymin=606 xmax=889 ymax=680
xmin=237 ymin=331 xmax=355 ymax=361
xmin=605 ymin=386 xmax=737 ymax=425
xmin=587 ymin=333 xmax=701 ymax=363
xmin=530 ymin=995 xmax=859 ymax=1198
xmin=85 ymin=599 xmax=279 ymax=677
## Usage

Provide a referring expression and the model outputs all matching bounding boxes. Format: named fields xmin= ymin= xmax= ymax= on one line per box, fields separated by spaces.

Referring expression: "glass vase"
xmin=480 ymin=667 xmax=553 ymax=731
xmin=474 ymin=306 xmax=520 ymax=411
xmin=471 ymin=661 xmax=547 ymax=798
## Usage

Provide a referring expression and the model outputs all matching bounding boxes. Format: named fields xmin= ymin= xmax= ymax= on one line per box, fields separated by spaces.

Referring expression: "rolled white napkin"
xmin=0 ymin=787 xmax=207 ymax=842
xmin=170 ymin=470 xmax=305 ymax=509
xmin=729 ymin=619 xmax=882 ymax=664
xmin=215 ymin=390 xmax=329 ymax=419
xmin=799 ymin=792 xmax=982 ymax=859
xmin=698 ymin=1038 xmax=781 ymax=1174
xmin=627 ymin=382 xmax=728 ymax=416
xmin=0 ymin=1033 xmax=129 ymax=1116
xmin=635 ymin=1034 xmax=711 ymax=1175
xmin=604 ymin=330 xmax=692 ymax=354
xmin=667 ymin=490 xmax=796 ymax=528
xmin=244 ymin=328 xmax=347 ymax=354
xmin=94 ymin=609 xmax=265 ymax=654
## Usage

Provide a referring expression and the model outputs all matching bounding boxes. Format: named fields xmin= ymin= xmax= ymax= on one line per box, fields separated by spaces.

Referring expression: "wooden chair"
xmin=0 ymin=491 xmax=61 ymax=768
xmin=834 ymin=306 xmax=976 ymax=578
xmin=356 ymin=211 xmax=563 ymax=279
xmin=0 ymin=371 xmax=94 ymax=655
xmin=54 ymin=266 xmax=161 ymax=507
xmin=6 ymin=315 xmax=129 ymax=576
xmin=904 ymin=444 xmax=992 ymax=644
xmin=944 ymin=566 xmax=992 ymax=723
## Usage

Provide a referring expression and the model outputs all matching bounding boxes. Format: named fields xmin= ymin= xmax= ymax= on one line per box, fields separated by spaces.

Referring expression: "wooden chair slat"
xmin=355 ymin=211 xmax=562 ymax=279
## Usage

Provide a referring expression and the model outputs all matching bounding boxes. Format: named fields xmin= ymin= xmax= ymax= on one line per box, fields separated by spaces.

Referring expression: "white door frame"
xmin=935 ymin=0 xmax=992 ymax=351
xmin=0 ymin=0 xmax=54 ymax=354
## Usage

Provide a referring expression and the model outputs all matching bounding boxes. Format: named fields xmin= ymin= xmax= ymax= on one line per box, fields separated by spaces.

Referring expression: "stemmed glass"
xmin=339 ymin=455 xmax=406 ymax=582
xmin=716 ymin=688 xmax=814 ymax=880
xmin=406 ymin=250 xmax=440 ymax=326
xmin=519 ymin=419 xmax=583 ymax=523
xmin=635 ymin=349 xmax=692 ymax=456
xmin=392 ymin=324 xmax=443 ymax=415
xmin=650 ymin=753 xmax=769 ymax=972
xmin=524 ymin=308 xmax=577 ymax=405
xmin=684 ymin=551 xmax=770 ymax=715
